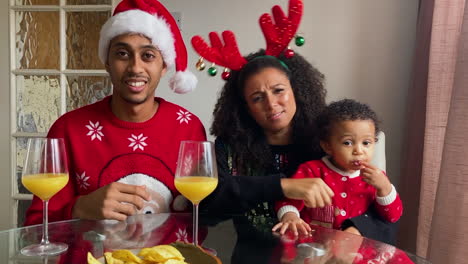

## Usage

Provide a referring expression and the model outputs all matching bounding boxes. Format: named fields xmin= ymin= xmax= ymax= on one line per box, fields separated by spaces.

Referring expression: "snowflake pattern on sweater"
xmin=176 ymin=110 xmax=192 ymax=124
xmin=128 ymin=133 xmax=148 ymax=151
xmin=76 ymin=171 xmax=90 ymax=190
xmin=85 ymin=121 xmax=104 ymax=141
xmin=24 ymin=96 xmax=206 ymax=226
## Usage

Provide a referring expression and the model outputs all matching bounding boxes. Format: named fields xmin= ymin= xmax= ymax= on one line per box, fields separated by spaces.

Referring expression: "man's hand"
xmin=72 ymin=182 xmax=151 ymax=221
xmin=280 ymin=178 xmax=334 ymax=208
xmin=101 ymin=218 xmax=151 ymax=249
xmin=360 ymin=162 xmax=392 ymax=196
xmin=272 ymin=212 xmax=311 ymax=236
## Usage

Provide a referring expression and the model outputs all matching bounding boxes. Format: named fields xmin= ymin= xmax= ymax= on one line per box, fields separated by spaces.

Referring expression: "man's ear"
xmin=161 ymin=61 xmax=168 ymax=77
xmin=320 ymin=141 xmax=332 ymax=156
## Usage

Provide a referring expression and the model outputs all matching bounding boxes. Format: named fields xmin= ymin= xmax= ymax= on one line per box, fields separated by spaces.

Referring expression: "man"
xmin=25 ymin=0 xmax=206 ymax=225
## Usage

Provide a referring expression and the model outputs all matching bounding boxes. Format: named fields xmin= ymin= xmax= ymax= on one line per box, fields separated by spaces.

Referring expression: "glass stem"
xmin=193 ymin=203 xmax=199 ymax=246
xmin=40 ymin=200 xmax=49 ymax=245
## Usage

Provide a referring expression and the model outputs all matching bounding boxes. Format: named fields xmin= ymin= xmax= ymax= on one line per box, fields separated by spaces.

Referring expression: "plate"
xmin=94 ymin=242 xmax=221 ymax=264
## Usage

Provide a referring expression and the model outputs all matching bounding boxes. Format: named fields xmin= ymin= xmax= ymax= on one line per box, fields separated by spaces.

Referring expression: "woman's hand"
xmin=72 ymin=182 xmax=151 ymax=221
xmin=272 ymin=212 xmax=312 ymax=236
xmin=360 ymin=162 xmax=392 ymax=196
xmin=280 ymin=178 xmax=334 ymax=208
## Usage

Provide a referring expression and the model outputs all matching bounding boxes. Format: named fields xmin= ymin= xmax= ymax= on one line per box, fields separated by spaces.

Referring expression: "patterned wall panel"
xmin=66 ymin=75 xmax=112 ymax=111
xmin=66 ymin=11 xmax=110 ymax=69
xmin=16 ymin=75 xmax=60 ymax=133
xmin=16 ymin=12 xmax=59 ymax=69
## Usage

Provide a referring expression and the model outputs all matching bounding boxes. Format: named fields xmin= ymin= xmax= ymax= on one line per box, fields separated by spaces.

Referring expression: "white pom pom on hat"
xmin=98 ymin=0 xmax=197 ymax=94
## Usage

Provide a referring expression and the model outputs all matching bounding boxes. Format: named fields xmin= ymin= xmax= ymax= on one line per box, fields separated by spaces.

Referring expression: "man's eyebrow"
xmin=110 ymin=42 xmax=130 ymax=48
xmin=141 ymin=44 xmax=158 ymax=50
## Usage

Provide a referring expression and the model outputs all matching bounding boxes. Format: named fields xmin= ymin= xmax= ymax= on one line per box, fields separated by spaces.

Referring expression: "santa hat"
xmin=98 ymin=0 xmax=197 ymax=94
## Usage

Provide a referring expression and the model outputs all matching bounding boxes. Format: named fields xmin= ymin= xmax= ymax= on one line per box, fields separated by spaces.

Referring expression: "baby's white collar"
xmin=322 ymin=156 xmax=360 ymax=178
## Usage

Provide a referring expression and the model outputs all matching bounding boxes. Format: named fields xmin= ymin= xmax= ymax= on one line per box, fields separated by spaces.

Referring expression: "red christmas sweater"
xmin=276 ymin=157 xmax=403 ymax=229
xmin=24 ymin=96 xmax=206 ymax=226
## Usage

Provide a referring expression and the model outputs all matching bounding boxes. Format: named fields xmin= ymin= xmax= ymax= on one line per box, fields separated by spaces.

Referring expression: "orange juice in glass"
xmin=174 ymin=176 xmax=218 ymax=204
xmin=22 ymin=173 xmax=69 ymax=201
xmin=174 ymin=141 xmax=218 ymax=246
xmin=20 ymin=138 xmax=69 ymax=256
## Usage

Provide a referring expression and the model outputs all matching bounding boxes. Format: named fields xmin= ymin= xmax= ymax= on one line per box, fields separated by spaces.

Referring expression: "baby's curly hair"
xmin=211 ymin=50 xmax=327 ymax=174
xmin=316 ymin=99 xmax=380 ymax=141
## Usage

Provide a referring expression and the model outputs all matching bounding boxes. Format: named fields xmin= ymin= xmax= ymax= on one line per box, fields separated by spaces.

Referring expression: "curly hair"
xmin=211 ymin=50 xmax=327 ymax=174
xmin=316 ymin=99 xmax=380 ymax=141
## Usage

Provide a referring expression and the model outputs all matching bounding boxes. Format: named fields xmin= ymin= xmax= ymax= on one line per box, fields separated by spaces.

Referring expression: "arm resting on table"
xmin=201 ymin=139 xmax=284 ymax=214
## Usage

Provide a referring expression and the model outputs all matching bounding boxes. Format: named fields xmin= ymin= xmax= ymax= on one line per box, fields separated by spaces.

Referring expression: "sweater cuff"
xmin=376 ymin=184 xmax=397 ymax=206
xmin=277 ymin=205 xmax=300 ymax=221
xmin=266 ymin=174 xmax=286 ymax=201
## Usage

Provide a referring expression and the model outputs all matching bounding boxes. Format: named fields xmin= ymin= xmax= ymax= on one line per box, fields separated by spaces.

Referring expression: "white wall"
xmin=157 ymin=0 xmax=419 ymax=186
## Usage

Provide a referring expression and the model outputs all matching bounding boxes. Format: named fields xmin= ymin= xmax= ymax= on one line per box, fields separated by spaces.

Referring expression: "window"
xmin=10 ymin=0 xmax=113 ymax=228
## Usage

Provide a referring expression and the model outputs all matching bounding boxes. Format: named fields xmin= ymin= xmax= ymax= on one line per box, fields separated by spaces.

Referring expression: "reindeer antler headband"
xmin=191 ymin=0 xmax=305 ymax=80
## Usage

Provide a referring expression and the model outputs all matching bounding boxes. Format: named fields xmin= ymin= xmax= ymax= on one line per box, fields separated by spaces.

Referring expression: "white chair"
xmin=371 ymin=131 xmax=386 ymax=171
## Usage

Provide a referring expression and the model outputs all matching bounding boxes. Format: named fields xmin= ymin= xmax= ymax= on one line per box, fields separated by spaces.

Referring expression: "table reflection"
xmin=0 ymin=213 xmax=429 ymax=264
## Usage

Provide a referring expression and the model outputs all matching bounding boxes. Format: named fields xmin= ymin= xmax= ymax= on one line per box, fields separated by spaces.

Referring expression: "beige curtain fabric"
xmin=425 ymin=2 xmax=468 ymax=262
xmin=418 ymin=0 xmax=466 ymax=257
xmin=399 ymin=0 xmax=468 ymax=262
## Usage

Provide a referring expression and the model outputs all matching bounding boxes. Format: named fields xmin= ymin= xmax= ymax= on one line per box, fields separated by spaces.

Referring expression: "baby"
xmin=273 ymin=99 xmax=402 ymax=235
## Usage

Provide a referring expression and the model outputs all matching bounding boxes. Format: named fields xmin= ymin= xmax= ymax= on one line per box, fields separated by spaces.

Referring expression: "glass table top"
xmin=0 ymin=213 xmax=430 ymax=264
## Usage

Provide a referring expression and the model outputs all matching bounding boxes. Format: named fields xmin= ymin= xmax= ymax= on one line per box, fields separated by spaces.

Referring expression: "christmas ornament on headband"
xmin=191 ymin=0 xmax=305 ymax=80
xmin=98 ymin=0 xmax=197 ymax=94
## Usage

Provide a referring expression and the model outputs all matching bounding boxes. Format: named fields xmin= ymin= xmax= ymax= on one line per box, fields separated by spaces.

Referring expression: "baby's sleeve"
xmin=375 ymin=184 xmax=403 ymax=223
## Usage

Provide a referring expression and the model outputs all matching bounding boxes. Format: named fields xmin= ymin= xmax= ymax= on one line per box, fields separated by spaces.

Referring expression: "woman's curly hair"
xmin=211 ymin=50 xmax=327 ymax=174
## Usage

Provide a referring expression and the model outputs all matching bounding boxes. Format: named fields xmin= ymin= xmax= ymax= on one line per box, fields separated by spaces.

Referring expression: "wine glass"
xmin=174 ymin=141 xmax=218 ymax=246
xmin=21 ymin=138 xmax=69 ymax=256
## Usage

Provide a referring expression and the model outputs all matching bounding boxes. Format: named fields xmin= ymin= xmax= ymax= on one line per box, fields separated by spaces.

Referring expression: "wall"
xmin=157 ymin=0 xmax=419 ymax=186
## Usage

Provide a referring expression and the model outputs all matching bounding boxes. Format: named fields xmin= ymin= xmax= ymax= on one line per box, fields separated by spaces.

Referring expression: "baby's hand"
xmin=272 ymin=212 xmax=311 ymax=236
xmin=360 ymin=162 xmax=392 ymax=196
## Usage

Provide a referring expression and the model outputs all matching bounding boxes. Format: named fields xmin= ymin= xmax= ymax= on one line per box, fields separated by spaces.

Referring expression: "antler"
xmin=191 ymin=31 xmax=247 ymax=71
xmin=259 ymin=0 xmax=303 ymax=56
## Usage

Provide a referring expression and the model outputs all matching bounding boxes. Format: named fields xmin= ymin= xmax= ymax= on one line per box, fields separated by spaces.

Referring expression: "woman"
xmin=202 ymin=50 xmax=397 ymax=263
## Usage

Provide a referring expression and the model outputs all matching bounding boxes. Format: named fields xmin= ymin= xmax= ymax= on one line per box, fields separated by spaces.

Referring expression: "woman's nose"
xmin=265 ymin=94 xmax=277 ymax=109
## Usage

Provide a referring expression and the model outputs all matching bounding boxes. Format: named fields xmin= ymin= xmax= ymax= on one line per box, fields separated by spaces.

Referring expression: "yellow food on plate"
xmin=139 ymin=245 xmax=185 ymax=262
xmin=88 ymin=244 xmax=190 ymax=264
xmin=112 ymin=249 xmax=143 ymax=263
xmin=87 ymin=252 xmax=102 ymax=264
xmin=104 ymin=252 xmax=124 ymax=264
xmin=87 ymin=242 xmax=222 ymax=264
